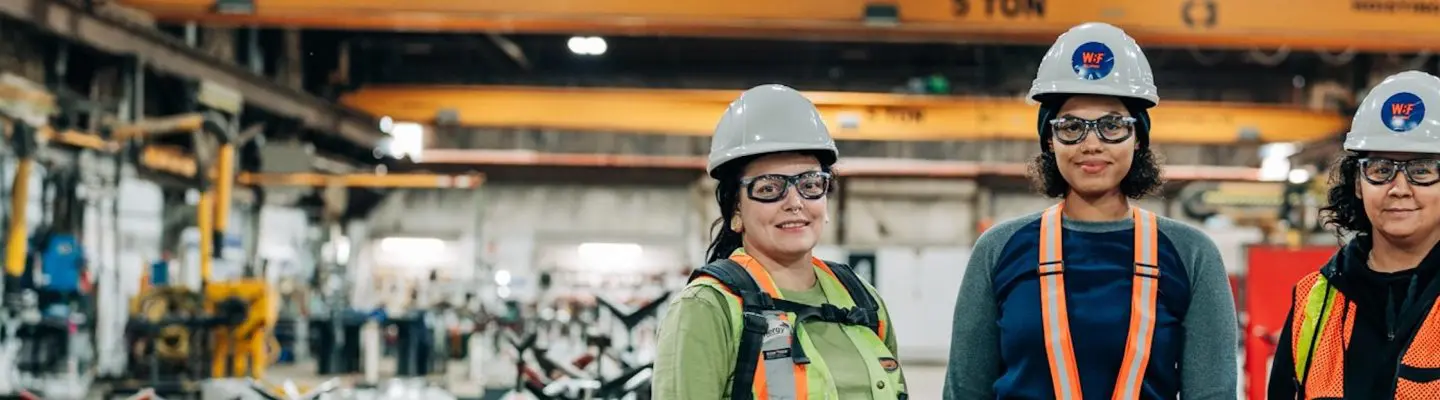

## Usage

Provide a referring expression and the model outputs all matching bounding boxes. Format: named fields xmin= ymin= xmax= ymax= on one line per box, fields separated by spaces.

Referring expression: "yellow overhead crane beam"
xmin=237 ymin=172 xmax=485 ymax=189
xmin=342 ymin=85 xmax=1348 ymax=145
xmin=133 ymin=143 xmax=486 ymax=189
xmin=115 ymin=0 xmax=1440 ymax=52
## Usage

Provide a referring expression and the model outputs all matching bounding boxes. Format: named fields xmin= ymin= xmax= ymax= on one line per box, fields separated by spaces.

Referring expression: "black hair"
xmin=1320 ymin=153 xmax=1369 ymax=236
xmin=704 ymin=151 xmax=834 ymax=263
xmin=1026 ymin=94 xmax=1166 ymax=199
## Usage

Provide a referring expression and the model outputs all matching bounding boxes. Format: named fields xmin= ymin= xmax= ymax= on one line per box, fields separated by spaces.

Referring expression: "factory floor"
xmin=263 ymin=358 xmax=1256 ymax=400
xmin=262 ymin=360 xmax=951 ymax=399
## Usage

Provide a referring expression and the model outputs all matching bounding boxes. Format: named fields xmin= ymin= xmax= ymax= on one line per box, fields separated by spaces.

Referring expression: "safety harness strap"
xmin=691 ymin=259 xmax=766 ymax=400
xmin=1037 ymin=203 xmax=1161 ymax=400
xmin=823 ymin=261 xmax=885 ymax=340
xmin=689 ymin=257 xmax=885 ymax=400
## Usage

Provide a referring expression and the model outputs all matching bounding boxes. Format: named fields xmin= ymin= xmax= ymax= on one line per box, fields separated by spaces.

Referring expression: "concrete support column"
xmin=281 ymin=29 xmax=304 ymax=90
xmin=346 ymin=219 xmax=371 ymax=309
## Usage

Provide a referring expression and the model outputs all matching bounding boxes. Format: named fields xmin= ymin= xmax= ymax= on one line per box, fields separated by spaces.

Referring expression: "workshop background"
xmin=0 ymin=0 xmax=1420 ymax=399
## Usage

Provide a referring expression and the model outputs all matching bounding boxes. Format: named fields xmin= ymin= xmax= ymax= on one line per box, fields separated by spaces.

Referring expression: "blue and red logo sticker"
xmin=1071 ymin=42 xmax=1115 ymax=81
xmin=1381 ymin=92 xmax=1426 ymax=133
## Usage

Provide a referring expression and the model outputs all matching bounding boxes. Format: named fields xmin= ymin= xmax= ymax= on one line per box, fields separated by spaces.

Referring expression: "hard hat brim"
xmin=707 ymin=142 xmax=839 ymax=179
xmin=1030 ymin=80 xmax=1158 ymax=108
xmin=1343 ymin=134 xmax=1439 ymax=154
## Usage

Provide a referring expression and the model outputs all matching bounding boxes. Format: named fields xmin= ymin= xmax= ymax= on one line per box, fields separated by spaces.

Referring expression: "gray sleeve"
xmin=1157 ymin=217 xmax=1240 ymax=400
xmin=943 ymin=213 xmax=1038 ymax=400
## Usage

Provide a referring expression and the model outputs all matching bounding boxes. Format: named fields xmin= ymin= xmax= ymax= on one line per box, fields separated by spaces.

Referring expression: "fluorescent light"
xmin=379 ymin=116 xmax=394 ymax=133
xmin=577 ymin=242 xmax=642 ymax=269
xmin=1258 ymin=142 xmax=1299 ymax=182
xmin=567 ymin=36 xmax=608 ymax=56
xmin=386 ymin=122 xmax=426 ymax=161
xmin=494 ymin=269 xmax=511 ymax=286
xmin=1288 ymin=168 xmax=1312 ymax=184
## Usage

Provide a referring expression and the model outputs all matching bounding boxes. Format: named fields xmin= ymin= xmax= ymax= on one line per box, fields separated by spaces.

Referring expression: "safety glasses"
xmin=741 ymin=171 xmax=833 ymax=203
xmin=1048 ymin=115 xmax=1137 ymax=145
xmin=1359 ymin=157 xmax=1440 ymax=186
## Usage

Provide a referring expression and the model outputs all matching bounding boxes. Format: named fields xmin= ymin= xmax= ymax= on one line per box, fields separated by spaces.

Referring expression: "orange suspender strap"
xmin=1114 ymin=207 xmax=1160 ymax=400
xmin=1038 ymin=205 xmax=1084 ymax=399
xmin=1038 ymin=203 xmax=1161 ymax=400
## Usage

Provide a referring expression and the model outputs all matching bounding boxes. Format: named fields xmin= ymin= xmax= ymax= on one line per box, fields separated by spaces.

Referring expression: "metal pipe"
xmin=197 ymin=190 xmax=213 ymax=287
xmin=185 ymin=22 xmax=198 ymax=48
xmin=5 ymin=158 xmax=31 ymax=278
xmin=4 ymin=121 xmax=36 ymax=286
xmin=247 ymin=27 xmax=262 ymax=75
xmin=214 ymin=143 xmax=234 ymax=232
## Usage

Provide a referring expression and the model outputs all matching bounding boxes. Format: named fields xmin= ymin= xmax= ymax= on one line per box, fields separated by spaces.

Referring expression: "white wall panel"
xmin=874 ymin=246 xmax=969 ymax=364
xmin=842 ymin=178 xmax=977 ymax=247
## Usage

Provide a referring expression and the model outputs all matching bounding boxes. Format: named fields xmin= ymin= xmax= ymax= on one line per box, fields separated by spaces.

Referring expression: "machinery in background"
xmin=497 ymin=291 xmax=668 ymax=400
xmin=0 ymin=70 xmax=160 ymax=399
xmin=122 ymin=281 xmax=278 ymax=398
xmin=0 ymin=74 xmax=67 ymax=399
xmin=113 ymin=79 xmax=286 ymax=399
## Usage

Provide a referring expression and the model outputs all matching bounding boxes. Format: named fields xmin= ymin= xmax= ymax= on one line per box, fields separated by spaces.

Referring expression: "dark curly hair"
xmin=704 ymin=151 xmax=835 ymax=263
xmin=1025 ymin=95 xmax=1166 ymax=199
xmin=1320 ymin=153 xmax=1369 ymax=236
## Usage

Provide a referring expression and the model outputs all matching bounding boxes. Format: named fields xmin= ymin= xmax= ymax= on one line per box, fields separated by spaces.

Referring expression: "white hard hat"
xmin=1343 ymin=71 xmax=1440 ymax=153
xmin=707 ymin=84 xmax=839 ymax=178
xmin=1029 ymin=22 xmax=1159 ymax=108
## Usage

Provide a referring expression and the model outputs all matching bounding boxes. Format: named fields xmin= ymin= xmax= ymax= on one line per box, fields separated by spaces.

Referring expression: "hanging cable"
xmin=1247 ymin=46 xmax=1292 ymax=67
xmin=1316 ymin=48 xmax=1358 ymax=66
xmin=1386 ymin=50 xmax=1433 ymax=70
xmin=1189 ymin=46 xmax=1225 ymax=66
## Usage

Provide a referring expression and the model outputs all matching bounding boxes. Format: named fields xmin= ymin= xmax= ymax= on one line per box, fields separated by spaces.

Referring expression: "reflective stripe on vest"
xmin=726 ymin=255 xmax=809 ymax=398
xmin=1289 ymin=272 xmax=1350 ymax=399
xmin=1038 ymin=204 xmax=1160 ymax=400
xmin=1290 ymin=272 xmax=1440 ymax=399
xmin=1293 ymin=274 xmax=1338 ymax=383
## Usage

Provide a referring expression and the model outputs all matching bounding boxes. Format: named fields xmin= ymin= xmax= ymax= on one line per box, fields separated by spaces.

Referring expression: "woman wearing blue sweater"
xmin=942 ymin=22 xmax=1240 ymax=400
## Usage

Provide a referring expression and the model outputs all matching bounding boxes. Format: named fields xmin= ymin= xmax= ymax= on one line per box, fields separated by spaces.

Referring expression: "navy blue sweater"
xmin=943 ymin=210 xmax=1239 ymax=400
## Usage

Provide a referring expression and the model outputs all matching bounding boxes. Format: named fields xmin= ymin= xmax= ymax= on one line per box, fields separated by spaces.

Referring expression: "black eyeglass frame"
xmin=1047 ymin=115 xmax=1138 ymax=145
xmin=740 ymin=171 xmax=834 ymax=203
xmin=1358 ymin=157 xmax=1440 ymax=186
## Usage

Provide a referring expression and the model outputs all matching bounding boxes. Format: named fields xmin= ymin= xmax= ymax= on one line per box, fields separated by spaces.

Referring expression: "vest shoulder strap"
xmin=1037 ymin=204 xmax=1164 ymax=399
xmin=689 ymin=259 xmax=767 ymax=400
xmin=822 ymin=261 xmax=884 ymax=339
xmin=688 ymin=259 xmax=891 ymax=399
xmin=689 ymin=259 xmax=770 ymax=310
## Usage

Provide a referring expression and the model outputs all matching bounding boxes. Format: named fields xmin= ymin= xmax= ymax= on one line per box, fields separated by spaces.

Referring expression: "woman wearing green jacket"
xmin=652 ymin=84 xmax=908 ymax=400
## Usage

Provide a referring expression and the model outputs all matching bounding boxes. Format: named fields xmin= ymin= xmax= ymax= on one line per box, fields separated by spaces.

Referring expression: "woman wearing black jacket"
xmin=1268 ymin=70 xmax=1440 ymax=399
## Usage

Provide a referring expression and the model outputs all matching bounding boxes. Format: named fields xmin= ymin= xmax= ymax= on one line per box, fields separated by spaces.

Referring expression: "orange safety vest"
xmin=1289 ymin=271 xmax=1440 ymax=399
xmin=1037 ymin=203 xmax=1160 ymax=400
xmin=687 ymin=251 xmax=905 ymax=399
